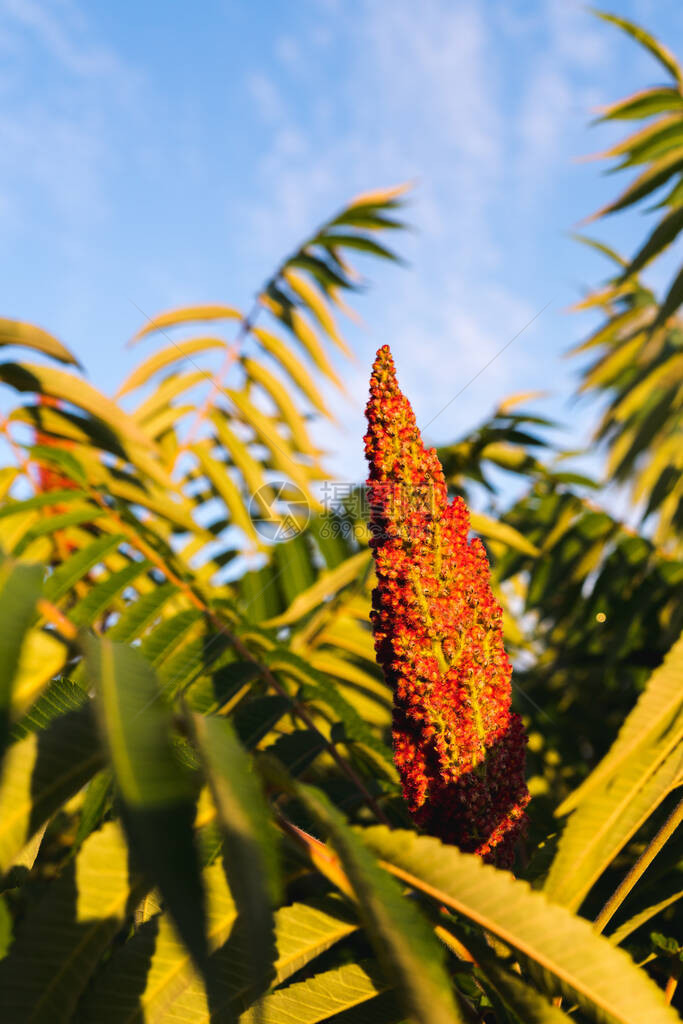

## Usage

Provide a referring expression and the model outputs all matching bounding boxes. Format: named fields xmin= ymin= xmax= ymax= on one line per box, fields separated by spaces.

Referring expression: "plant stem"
xmin=594 ymin=795 xmax=683 ymax=934
xmin=36 ymin=598 xmax=78 ymax=641
xmin=37 ymin=535 xmax=391 ymax=828
xmin=665 ymin=964 xmax=680 ymax=1005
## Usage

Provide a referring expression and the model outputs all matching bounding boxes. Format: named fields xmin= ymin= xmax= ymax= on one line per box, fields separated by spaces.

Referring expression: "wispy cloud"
xmin=239 ymin=0 xmax=567 ymax=479
xmin=2 ymin=0 xmax=678 ymax=488
xmin=1 ymin=0 xmax=129 ymax=78
xmin=244 ymin=0 xmax=503 ymax=247
xmin=0 ymin=0 xmax=143 ymax=230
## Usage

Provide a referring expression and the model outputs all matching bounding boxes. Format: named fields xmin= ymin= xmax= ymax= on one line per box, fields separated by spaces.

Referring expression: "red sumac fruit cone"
xmin=364 ymin=345 xmax=529 ymax=867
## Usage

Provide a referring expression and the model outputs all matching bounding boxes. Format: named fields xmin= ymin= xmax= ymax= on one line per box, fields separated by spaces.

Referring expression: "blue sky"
xmin=2 ymin=0 xmax=682 ymax=488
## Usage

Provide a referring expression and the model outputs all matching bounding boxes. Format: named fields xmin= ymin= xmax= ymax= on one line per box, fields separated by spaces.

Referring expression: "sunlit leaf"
xmin=0 ymin=318 xmax=80 ymax=367
xmin=11 ymin=628 xmax=68 ymax=718
xmin=240 ymin=356 xmax=321 ymax=456
xmin=44 ymin=534 xmax=127 ymax=604
xmin=347 ymin=183 xmax=411 ymax=207
xmin=609 ymin=888 xmax=683 ymax=946
xmin=86 ymin=636 xmax=207 ymax=969
xmin=0 ymin=557 xmax=44 ymax=756
xmin=585 ymin=150 xmax=683 ymax=221
xmin=265 ymin=550 xmax=371 ymax=628
xmin=559 ymin=631 xmax=683 ymax=814
xmin=117 ymin=337 xmax=227 ymax=396
xmin=0 ymin=362 xmax=155 ymax=451
xmin=362 ymin=826 xmax=680 ymax=1024
xmin=282 ymin=267 xmax=351 ymax=356
xmin=544 ymin=742 xmax=683 ymax=911
xmin=78 ymin=860 xmax=237 ymax=1023
xmin=252 ymin=326 xmax=329 ymax=414
xmin=0 ymin=704 xmax=101 ymax=871
xmin=0 ymin=822 xmax=143 ymax=1023
xmin=593 ymin=10 xmax=683 ymax=86
xmin=470 ymin=511 xmax=539 ymax=557
xmin=192 ymin=441 xmax=261 ymax=547
xmin=189 ymin=712 xmax=280 ymax=989
xmin=290 ymin=782 xmax=464 ymax=1024
xmin=240 ymin=961 xmax=390 ymax=1024
xmin=130 ymin=304 xmax=241 ymax=342
xmin=69 ymin=559 xmax=152 ymax=627
xmin=597 ymin=87 xmax=683 ymax=122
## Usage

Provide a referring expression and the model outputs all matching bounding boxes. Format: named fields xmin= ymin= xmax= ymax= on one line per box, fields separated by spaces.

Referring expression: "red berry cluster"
xmin=364 ymin=345 xmax=529 ymax=867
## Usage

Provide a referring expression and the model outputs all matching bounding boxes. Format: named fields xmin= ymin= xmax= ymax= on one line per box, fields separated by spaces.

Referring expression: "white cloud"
xmin=0 ymin=102 xmax=107 ymax=225
xmin=517 ymin=63 xmax=574 ymax=175
xmin=543 ymin=0 xmax=611 ymax=70
xmin=0 ymin=0 xmax=133 ymax=81
xmin=239 ymin=0 xmax=544 ymax=478
xmin=315 ymin=273 xmax=544 ymax=483
xmin=241 ymin=0 xmax=508 ymax=281
xmin=1 ymin=0 xmax=662 ymax=492
xmin=275 ymin=34 xmax=301 ymax=68
xmin=247 ymin=71 xmax=288 ymax=124
xmin=0 ymin=0 xmax=145 ymax=233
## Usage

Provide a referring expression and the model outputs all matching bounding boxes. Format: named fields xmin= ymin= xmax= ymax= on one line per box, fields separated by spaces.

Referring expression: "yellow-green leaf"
xmin=78 ymin=860 xmax=237 ymax=1023
xmin=593 ymin=11 xmax=683 ymax=87
xmin=11 ymin=628 xmax=68 ymax=718
xmin=558 ymin=631 xmax=683 ymax=815
xmin=240 ymin=961 xmax=390 ymax=1024
xmin=0 ymin=318 xmax=80 ymax=366
xmin=86 ymin=636 xmax=207 ymax=968
xmin=265 ymin=550 xmax=372 ymax=627
xmin=192 ymin=441 xmax=261 ymax=547
xmin=362 ymin=826 xmax=680 ymax=1024
xmin=0 ymin=558 xmax=44 ymax=753
xmin=292 ymin=783 xmax=464 ymax=1024
xmin=189 ymin=713 xmax=280 ymax=990
xmin=0 ymin=705 xmax=101 ymax=871
xmin=0 ymin=822 xmax=143 ymax=1023
xmin=241 ymin=355 xmax=321 ymax=457
xmin=470 ymin=511 xmax=539 ymax=557
xmin=252 ymin=326 xmax=329 ymax=414
xmin=130 ymin=305 xmax=242 ymax=343
xmin=0 ymin=362 xmax=155 ymax=451
xmin=282 ymin=267 xmax=351 ymax=356
xmin=117 ymin=337 xmax=227 ymax=397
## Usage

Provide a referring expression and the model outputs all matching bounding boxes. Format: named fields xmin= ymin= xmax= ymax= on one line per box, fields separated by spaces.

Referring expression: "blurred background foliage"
xmin=0 ymin=10 xmax=680 ymax=1024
